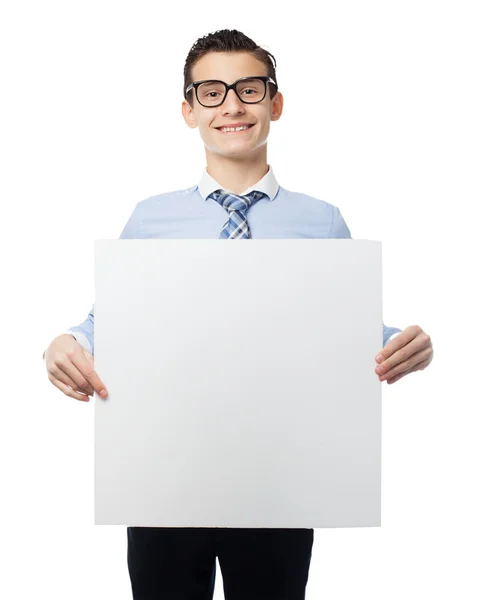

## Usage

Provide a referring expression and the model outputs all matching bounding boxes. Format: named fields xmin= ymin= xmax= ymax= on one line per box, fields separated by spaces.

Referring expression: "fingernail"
xmin=100 ymin=389 xmax=107 ymax=397
xmin=376 ymin=354 xmax=384 ymax=363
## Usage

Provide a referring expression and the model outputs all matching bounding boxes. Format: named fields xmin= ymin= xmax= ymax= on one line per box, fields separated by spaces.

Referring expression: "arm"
xmin=44 ymin=201 xmax=142 ymax=360
xmin=66 ymin=306 xmax=94 ymax=354
xmin=330 ymin=205 xmax=403 ymax=349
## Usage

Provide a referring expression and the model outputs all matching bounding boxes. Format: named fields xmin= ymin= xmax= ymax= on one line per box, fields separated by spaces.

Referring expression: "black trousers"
xmin=127 ymin=526 xmax=314 ymax=600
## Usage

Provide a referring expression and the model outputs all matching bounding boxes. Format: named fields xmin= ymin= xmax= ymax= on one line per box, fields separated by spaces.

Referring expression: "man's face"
xmin=181 ymin=51 xmax=283 ymax=158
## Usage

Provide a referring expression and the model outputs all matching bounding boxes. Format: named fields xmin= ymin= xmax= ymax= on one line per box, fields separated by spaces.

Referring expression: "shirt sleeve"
xmin=385 ymin=330 xmax=402 ymax=346
xmin=329 ymin=205 xmax=352 ymax=239
xmin=44 ymin=202 xmax=142 ymax=359
xmin=330 ymin=205 xmax=402 ymax=349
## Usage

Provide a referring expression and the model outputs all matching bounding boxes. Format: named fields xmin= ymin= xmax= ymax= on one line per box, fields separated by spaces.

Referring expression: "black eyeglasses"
xmin=185 ymin=76 xmax=277 ymax=107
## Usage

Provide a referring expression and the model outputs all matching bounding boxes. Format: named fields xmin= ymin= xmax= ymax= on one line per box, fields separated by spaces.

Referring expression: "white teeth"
xmin=220 ymin=125 xmax=251 ymax=132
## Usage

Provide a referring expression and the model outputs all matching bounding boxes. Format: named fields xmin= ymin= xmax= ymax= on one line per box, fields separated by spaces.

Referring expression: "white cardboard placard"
xmin=94 ymin=239 xmax=382 ymax=528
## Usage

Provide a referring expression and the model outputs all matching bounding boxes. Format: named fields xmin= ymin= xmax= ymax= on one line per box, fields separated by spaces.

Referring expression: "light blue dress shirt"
xmin=60 ymin=164 xmax=402 ymax=356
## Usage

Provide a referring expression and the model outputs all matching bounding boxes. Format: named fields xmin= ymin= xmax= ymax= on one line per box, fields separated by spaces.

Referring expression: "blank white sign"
xmin=94 ymin=239 xmax=383 ymax=528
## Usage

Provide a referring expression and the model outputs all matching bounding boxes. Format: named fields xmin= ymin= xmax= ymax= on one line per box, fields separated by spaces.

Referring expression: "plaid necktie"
xmin=208 ymin=189 xmax=268 ymax=239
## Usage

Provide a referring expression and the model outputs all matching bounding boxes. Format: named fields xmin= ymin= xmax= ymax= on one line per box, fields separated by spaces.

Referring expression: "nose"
xmin=221 ymin=88 xmax=244 ymax=113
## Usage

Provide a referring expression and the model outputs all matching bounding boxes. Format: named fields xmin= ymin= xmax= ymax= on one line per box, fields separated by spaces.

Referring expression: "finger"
xmin=375 ymin=340 xmax=430 ymax=381
xmin=377 ymin=335 xmax=425 ymax=375
xmin=48 ymin=373 xmax=91 ymax=402
xmin=50 ymin=361 xmax=95 ymax=395
xmin=408 ymin=357 xmax=431 ymax=373
xmin=58 ymin=351 xmax=107 ymax=397
xmin=378 ymin=345 xmax=431 ymax=381
xmin=387 ymin=372 xmax=406 ymax=384
xmin=376 ymin=325 xmax=424 ymax=366
xmin=74 ymin=350 xmax=108 ymax=397
xmin=49 ymin=364 xmax=95 ymax=395
xmin=386 ymin=357 xmax=430 ymax=384
xmin=379 ymin=326 xmax=421 ymax=358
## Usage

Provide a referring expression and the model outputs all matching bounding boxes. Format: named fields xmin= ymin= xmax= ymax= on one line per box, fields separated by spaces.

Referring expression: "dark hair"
xmin=183 ymin=29 xmax=278 ymax=106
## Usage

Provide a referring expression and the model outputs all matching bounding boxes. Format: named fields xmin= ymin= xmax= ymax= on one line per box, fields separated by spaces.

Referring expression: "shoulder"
xmin=119 ymin=186 xmax=197 ymax=238
xmin=138 ymin=186 xmax=197 ymax=208
xmin=280 ymin=187 xmax=337 ymax=210
xmin=280 ymin=187 xmax=341 ymax=218
xmin=280 ymin=187 xmax=351 ymax=238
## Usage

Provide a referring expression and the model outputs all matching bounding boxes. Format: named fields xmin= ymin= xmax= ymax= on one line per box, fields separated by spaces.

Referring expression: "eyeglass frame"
xmin=185 ymin=76 xmax=278 ymax=107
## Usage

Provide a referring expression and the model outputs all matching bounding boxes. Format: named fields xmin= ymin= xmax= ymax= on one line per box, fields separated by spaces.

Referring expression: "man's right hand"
xmin=44 ymin=334 xmax=108 ymax=402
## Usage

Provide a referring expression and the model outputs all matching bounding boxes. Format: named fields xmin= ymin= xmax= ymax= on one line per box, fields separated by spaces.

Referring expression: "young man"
xmin=44 ymin=28 xmax=433 ymax=600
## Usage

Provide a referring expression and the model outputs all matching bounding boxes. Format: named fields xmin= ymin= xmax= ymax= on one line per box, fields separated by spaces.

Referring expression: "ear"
xmin=270 ymin=90 xmax=284 ymax=121
xmin=182 ymin=99 xmax=198 ymax=129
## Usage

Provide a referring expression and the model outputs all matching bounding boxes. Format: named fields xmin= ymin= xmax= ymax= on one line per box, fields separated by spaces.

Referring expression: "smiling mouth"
xmin=215 ymin=124 xmax=255 ymax=134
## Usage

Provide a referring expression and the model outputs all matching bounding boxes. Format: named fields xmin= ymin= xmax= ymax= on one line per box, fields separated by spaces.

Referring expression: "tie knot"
xmin=208 ymin=189 xmax=268 ymax=212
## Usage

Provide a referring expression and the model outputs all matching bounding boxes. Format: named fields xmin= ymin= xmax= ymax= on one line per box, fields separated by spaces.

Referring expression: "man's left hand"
xmin=375 ymin=325 xmax=433 ymax=384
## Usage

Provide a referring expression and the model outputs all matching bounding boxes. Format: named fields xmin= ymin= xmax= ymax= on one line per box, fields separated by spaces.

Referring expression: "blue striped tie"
xmin=208 ymin=189 xmax=268 ymax=239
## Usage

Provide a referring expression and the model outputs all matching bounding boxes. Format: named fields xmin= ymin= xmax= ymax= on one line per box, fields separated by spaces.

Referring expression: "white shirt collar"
xmin=197 ymin=164 xmax=279 ymax=201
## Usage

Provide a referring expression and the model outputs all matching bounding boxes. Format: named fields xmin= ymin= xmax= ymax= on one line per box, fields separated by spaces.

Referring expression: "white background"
xmin=1 ymin=0 xmax=477 ymax=598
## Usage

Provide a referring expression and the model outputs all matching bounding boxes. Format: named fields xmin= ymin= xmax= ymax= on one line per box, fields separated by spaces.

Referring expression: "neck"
xmin=205 ymin=148 xmax=269 ymax=195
